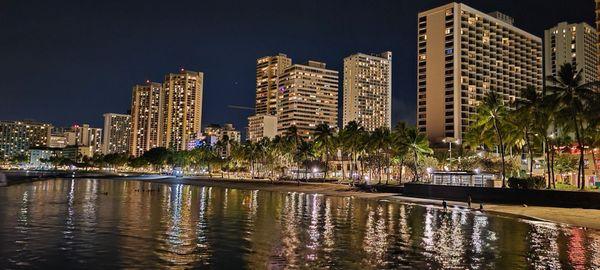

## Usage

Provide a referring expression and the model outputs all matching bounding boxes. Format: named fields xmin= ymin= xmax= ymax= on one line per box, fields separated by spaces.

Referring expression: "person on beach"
xmin=467 ymin=195 xmax=472 ymax=208
xmin=442 ymin=200 xmax=447 ymax=211
xmin=479 ymin=203 xmax=483 ymax=211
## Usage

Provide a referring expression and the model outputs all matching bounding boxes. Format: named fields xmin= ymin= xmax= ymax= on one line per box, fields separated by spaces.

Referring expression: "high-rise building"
xmin=343 ymin=52 xmax=392 ymax=131
xmin=204 ymin=123 xmax=241 ymax=143
xmin=417 ymin=3 xmax=542 ymax=143
xmin=0 ymin=120 xmax=52 ymax=158
xmin=595 ymin=0 xmax=600 ymax=75
xmin=130 ymin=82 xmax=162 ymax=157
xmin=161 ymin=70 xmax=204 ymax=151
xmin=66 ymin=124 xmax=102 ymax=154
xmin=277 ymin=61 xmax=339 ymax=138
xmin=203 ymin=123 xmax=241 ymax=157
xmin=247 ymin=114 xmax=278 ymax=142
xmin=256 ymin=54 xmax=292 ymax=116
xmin=102 ymin=113 xmax=131 ymax=155
xmin=545 ymin=22 xmax=598 ymax=84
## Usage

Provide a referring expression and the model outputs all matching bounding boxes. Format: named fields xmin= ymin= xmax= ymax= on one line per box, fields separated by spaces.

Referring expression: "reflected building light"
xmin=568 ymin=228 xmax=587 ymax=269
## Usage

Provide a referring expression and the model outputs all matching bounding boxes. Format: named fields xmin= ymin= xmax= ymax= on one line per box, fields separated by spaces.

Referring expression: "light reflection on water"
xmin=0 ymin=179 xmax=599 ymax=269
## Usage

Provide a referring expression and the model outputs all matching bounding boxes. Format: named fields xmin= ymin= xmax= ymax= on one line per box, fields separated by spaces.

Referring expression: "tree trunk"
xmin=545 ymin=138 xmax=552 ymax=189
xmin=399 ymin=159 xmax=405 ymax=185
xmin=551 ymin=148 xmax=556 ymax=188
xmin=572 ymin=110 xmax=584 ymax=189
xmin=340 ymin=152 xmax=346 ymax=182
xmin=324 ymin=151 xmax=329 ymax=179
xmin=494 ymin=120 xmax=507 ymax=188
xmin=525 ymin=129 xmax=533 ymax=177
xmin=592 ymin=148 xmax=599 ymax=187
xmin=413 ymin=150 xmax=419 ymax=182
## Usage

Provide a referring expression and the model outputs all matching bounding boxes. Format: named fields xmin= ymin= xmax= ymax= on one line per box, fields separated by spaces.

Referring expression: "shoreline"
xmin=5 ymin=174 xmax=600 ymax=230
xmin=119 ymin=176 xmax=600 ymax=230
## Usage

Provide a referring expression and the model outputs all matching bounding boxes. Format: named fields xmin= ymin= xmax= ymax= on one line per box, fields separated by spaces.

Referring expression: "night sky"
xmin=0 ymin=0 xmax=593 ymax=132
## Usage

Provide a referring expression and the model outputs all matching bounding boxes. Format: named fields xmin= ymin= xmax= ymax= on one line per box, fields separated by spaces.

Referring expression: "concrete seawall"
xmin=404 ymin=183 xmax=600 ymax=209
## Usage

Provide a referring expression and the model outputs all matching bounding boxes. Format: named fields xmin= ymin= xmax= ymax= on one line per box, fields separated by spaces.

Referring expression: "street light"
xmin=442 ymin=137 xmax=460 ymax=160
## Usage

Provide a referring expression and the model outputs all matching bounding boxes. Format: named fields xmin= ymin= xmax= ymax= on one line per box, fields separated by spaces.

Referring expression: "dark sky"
xmin=0 ymin=0 xmax=593 ymax=132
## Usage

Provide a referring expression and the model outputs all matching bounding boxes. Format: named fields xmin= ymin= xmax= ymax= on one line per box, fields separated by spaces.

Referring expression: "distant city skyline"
xmin=0 ymin=0 xmax=594 ymax=132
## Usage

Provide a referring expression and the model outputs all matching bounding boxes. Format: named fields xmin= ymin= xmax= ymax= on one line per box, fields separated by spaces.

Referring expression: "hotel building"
xmin=256 ymin=54 xmax=292 ymax=116
xmin=417 ymin=3 xmax=542 ymax=143
xmin=343 ymin=52 xmax=392 ymax=131
xmin=204 ymin=123 xmax=241 ymax=157
xmin=596 ymin=0 xmax=600 ymax=75
xmin=102 ymin=113 xmax=131 ymax=155
xmin=247 ymin=114 xmax=278 ymax=142
xmin=277 ymin=61 xmax=339 ymax=138
xmin=67 ymin=124 xmax=102 ymax=154
xmin=161 ymin=70 xmax=204 ymax=151
xmin=130 ymin=82 xmax=162 ymax=157
xmin=0 ymin=120 xmax=52 ymax=158
xmin=204 ymin=123 xmax=241 ymax=143
xmin=544 ymin=22 xmax=598 ymax=84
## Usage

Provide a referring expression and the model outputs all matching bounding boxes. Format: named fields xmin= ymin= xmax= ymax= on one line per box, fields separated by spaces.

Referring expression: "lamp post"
xmin=442 ymin=137 xmax=460 ymax=160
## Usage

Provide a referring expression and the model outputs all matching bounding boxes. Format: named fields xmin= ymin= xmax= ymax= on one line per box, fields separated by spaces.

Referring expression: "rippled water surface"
xmin=1 ymin=179 xmax=600 ymax=269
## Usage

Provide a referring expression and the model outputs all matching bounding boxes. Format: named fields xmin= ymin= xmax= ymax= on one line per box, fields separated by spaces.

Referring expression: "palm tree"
xmin=284 ymin=126 xmax=303 ymax=180
xmin=512 ymin=85 xmax=542 ymax=177
xmin=546 ymin=63 xmax=600 ymax=189
xmin=314 ymin=123 xmax=334 ymax=179
xmin=400 ymin=127 xmax=433 ymax=182
xmin=469 ymin=91 xmax=511 ymax=187
xmin=369 ymin=127 xmax=392 ymax=184
xmin=294 ymin=140 xmax=314 ymax=183
xmin=392 ymin=122 xmax=409 ymax=184
xmin=342 ymin=121 xmax=361 ymax=183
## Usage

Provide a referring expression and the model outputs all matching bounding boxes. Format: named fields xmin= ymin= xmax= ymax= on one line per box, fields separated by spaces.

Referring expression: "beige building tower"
xmin=161 ymin=70 xmax=204 ymax=151
xmin=596 ymin=0 xmax=600 ymax=75
xmin=247 ymin=114 xmax=278 ymax=142
xmin=277 ymin=61 xmax=339 ymax=139
xmin=256 ymin=54 xmax=292 ymax=116
xmin=129 ymin=82 xmax=162 ymax=157
xmin=417 ymin=3 xmax=542 ymax=143
xmin=102 ymin=113 xmax=131 ymax=155
xmin=343 ymin=52 xmax=392 ymax=131
xmin=544 ymin=22 xmax=598 ymax=84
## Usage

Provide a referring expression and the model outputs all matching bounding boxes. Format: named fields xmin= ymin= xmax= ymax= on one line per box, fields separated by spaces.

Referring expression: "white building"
xmin=343 ymin=52 xmax=392 ymax=131
xmin=102 ymin=113 xmax=131 ymax=155
xmin=247 ymin=114 xmax=278 ymax=142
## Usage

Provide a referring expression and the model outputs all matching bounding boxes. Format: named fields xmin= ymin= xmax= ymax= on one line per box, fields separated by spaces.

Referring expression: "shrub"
xmin=508 ymin=176 xmax=545 ymax=190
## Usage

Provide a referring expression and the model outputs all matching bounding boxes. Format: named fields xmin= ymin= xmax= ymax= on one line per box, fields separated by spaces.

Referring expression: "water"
xmin=1 ymin=179 xmax=599 ymax=269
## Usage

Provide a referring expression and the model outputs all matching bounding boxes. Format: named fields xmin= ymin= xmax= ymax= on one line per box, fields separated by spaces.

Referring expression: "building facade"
xmin=596 ymin=0 xmax=600 ymax=75
xmin=130 ymin=82 xmax=162 ymax=157
xmin=247 ymin=114 xmax=278 ymax=142
xmin=343 ymin=52 xmax=392 ymax=131
xmin=277 ymin=61 xmax=339 ymax=139
xmin=102 ymin=113 xmax=131 ymax=155
xmin=67 ymin=124 xmax=102 ymax=154
xmin=204 ymin=123 xmax=241 ymax=157
xmin=204 ymin=123 xmax=241 ymax=143
xmin=256 ymin=54 xmax=292 ymax=116
xmin=0 ymin=120 xmax=52 ymax=158
xmin=544 ymin=22 xmax=598 ymax=84
xmin=417 ymin=3 xmax=542 ymax=143
xmin=161 ymin=70 xmax=204 ymax=151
